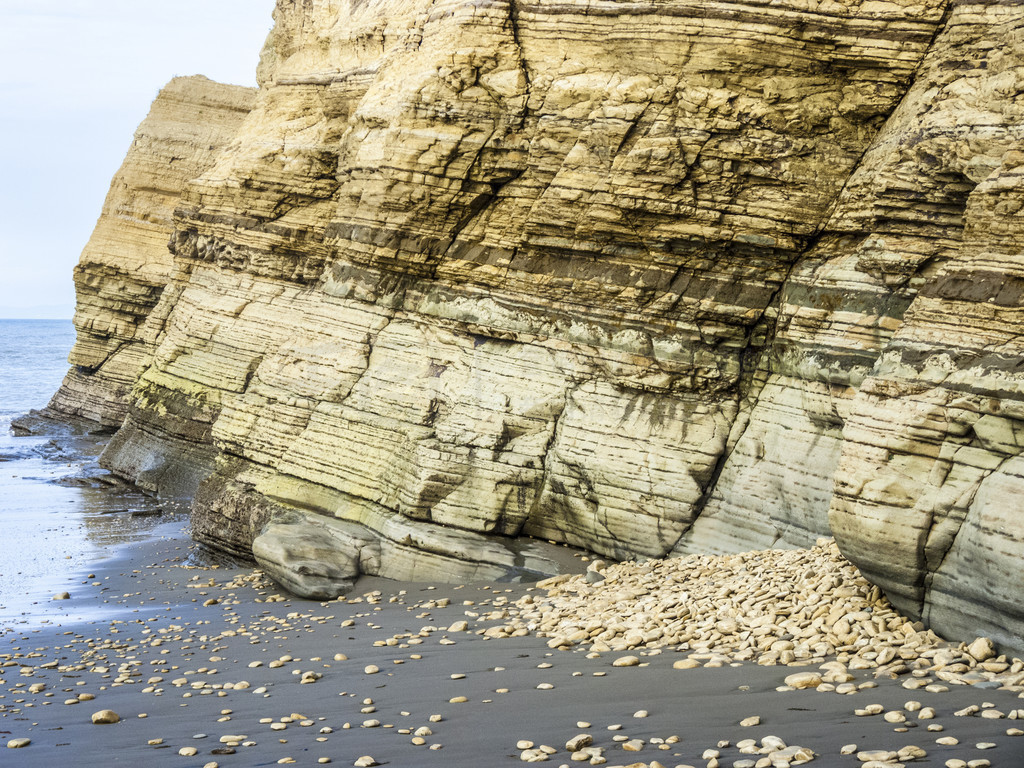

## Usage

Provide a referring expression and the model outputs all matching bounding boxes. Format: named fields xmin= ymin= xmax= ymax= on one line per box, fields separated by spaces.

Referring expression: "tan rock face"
xmin=51 ymin=0 xmax=1024 ymax=649
xmin=829 ymin=4 xmax=1024 ymax=651
xmin=47 ymin=76 xmax=256 ymax=427
xmin=99 ymin=0 xmax=940 ymax=543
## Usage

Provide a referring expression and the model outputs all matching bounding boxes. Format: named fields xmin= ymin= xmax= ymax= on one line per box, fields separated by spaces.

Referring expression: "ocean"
xmin=0 ymin=319 xmax=185 ymax=629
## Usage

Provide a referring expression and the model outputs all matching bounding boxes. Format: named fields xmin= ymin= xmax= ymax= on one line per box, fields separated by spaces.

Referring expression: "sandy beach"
xmin=3 ymin=518 xmax=1023 ymax=768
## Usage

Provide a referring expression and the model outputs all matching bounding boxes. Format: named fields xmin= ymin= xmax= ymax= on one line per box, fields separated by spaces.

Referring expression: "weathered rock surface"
xmin=46 ymin=76 xmax=256 ymax=427
xmin=829 ymin=4 xmax=1024 ymax=652
xmin=47 ymin=0 xmax=1024 ymax=650
xmin=251 ymin=507 xmax=580 ymax=596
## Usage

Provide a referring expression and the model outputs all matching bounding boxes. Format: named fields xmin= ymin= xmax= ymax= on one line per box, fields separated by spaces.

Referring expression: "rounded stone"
xmin=91 ymin=709 xmax=121 ymax=725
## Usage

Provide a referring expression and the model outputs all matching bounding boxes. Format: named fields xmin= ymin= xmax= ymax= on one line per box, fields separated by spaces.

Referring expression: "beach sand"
xmin=3 ymin=521 xmax=1024 ymax=768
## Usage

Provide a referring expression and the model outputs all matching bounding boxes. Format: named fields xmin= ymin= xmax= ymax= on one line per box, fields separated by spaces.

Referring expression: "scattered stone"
xmin=566 ymin=734 xmax=593 ymax=751
xmin=784 ymin=672 xmax=822 ymax=690
xmin=7 ymin=738 xmax=30 ymax=749
xmin=966 ymin=638 xmax=996 ymax=663
xmin=91 ymin=709 xmax=120 ymax=724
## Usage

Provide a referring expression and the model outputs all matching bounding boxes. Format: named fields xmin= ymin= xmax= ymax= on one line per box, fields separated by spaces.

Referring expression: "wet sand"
xmin=0 ymin=416 xmax=189 ymax=627
xmin=3 ymin=520 xmax=1023 ymax=768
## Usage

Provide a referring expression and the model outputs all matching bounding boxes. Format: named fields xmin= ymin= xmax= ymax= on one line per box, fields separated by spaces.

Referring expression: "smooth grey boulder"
xmin=252 ymin=514 xmax=382 ymax=600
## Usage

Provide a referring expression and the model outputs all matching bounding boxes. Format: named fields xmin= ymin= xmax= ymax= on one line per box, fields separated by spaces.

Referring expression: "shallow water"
xmin=0 ymin=320 xmax=189 ymax=629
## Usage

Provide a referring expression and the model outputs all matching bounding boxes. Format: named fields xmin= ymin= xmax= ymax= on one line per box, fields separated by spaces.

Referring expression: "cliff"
xmin=48 ymin=0 xmax=1024 ymax=652
xmin=48 ymin=76 xmax=257 ymax=428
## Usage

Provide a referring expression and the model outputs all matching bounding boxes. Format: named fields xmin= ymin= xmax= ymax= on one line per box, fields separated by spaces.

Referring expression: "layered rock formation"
xmin=47 ymin=0 xmax=1024 ymax=650
xmin=47 ymin=77 xmax=256 ymax=428
xmin=830 ymin=5 xmax=1024 ymax=651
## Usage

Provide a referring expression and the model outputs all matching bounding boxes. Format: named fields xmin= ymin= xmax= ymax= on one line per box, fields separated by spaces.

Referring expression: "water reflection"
xmin=0 ymin=418 xmax=191 ymax=630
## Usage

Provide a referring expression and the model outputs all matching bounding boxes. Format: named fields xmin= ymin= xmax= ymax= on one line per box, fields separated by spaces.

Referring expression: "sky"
xmin=0 ymin=1 xmax=276 ymax=318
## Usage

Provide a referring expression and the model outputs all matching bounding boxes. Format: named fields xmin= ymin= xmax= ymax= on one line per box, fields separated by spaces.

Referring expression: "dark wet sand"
xmin=3 ymin=522 xmax=1024 ymax=768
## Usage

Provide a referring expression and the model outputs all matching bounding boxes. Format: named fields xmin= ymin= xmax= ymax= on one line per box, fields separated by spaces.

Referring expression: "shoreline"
xmin=0 ymin=409 xmax=191 ymax=629
xmin=3 ymin=521 xmax=1023 ymax=767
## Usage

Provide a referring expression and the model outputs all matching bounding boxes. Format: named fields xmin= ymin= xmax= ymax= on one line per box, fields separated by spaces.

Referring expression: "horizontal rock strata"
xmin=48 ymin=0 xmax=1024 ymax=648
xmin=46 ymin=77 xmax=256 ymax=427
xmin=830 ymin=4 xmax=1024 ymax=652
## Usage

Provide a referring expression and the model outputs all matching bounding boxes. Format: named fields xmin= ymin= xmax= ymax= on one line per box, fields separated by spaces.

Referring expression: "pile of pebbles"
xmin=517 ymin=731 xmax=817 ymax=767
xmin=496 ymin=540 xmax=1024 ymax=693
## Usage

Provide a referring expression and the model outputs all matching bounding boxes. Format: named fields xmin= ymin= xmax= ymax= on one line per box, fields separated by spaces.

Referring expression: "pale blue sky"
xmin=0 ymin=1 xmax=276 ymax=318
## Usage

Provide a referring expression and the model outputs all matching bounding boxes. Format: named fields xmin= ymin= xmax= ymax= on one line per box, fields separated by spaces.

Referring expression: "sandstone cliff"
xmin=47 ymin=76 xmax=256 ymax=428
xmin=49 ymin=0 xmax=1024 ymax=652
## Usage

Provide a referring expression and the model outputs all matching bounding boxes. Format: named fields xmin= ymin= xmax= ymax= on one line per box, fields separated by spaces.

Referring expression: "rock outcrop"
xmin=47 ymin=0 xmax=1024 ymax=649
xmin=830 ymin=5 xmax=1024 ymax=652
xmin=46 ymin=76 xmax=256 ymax=428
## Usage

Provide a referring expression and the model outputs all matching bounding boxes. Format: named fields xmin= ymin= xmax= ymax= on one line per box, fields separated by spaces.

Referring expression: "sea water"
xmin=0 ymin=320 xmax=186 ymax=629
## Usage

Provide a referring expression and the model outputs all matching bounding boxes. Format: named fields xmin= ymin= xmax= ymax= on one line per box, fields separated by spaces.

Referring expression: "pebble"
xmin=898 ymin=746 xmax=927 ymax=760
xmin=504 ymin=539 xmax=1024 ymax=699
xmin=353 ymin=757 xmax=378 ymax=767
xmin=91 ymin=709 xmax=120 ymax=724
xmin=7 ymin=738 xmax=31 ymax=748
xmin=566 ymin=734 xmax=593 ymax=751
xmin=673 ymin=659 xmax=701 ymax=670
xmin=784 ymin=672 xmax=822 ymax=690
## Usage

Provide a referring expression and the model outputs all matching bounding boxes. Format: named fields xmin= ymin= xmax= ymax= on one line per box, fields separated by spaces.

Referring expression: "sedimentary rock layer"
xmin=830 ymin=3 xmax=1024 ymax=652
xmin=46 ymin=77 xmax=256 ymax=427
xmin=50 ymin=0 xmax=1024 ymax=650
xmin=99 ymin=0 xmax=943 ymax=556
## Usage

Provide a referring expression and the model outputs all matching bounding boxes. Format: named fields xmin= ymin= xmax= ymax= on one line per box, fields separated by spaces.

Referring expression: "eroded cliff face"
xmin=830 ymin=5 xmax=1024 ymax=651
xmin=47 ymin=77 xmax=257 ymax=428
xmin=53 ymin=0 xmax=1024 ymax=649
